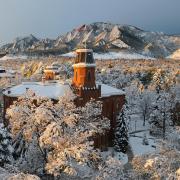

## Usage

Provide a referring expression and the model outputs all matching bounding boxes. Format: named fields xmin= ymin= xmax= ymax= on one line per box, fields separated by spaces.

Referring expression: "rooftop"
xmin=76 ymin=49 xmax=93 ymax=53
xmin=100 ymin=83 xmax=125 ymax=97
xmin=3 ymin=81 xmax=71 ymax=100
xmin=3 ymin=81 xmax=125 ymax=99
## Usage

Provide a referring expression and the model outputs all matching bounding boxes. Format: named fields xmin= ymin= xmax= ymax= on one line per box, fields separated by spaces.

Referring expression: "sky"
xmin=0 ymin=0 xmax=180 ymax=45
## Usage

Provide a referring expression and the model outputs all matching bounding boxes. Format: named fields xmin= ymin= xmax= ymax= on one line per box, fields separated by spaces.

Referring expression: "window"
xmin=75 ymin=54 xmax=80 ymax=63
xmin=79 ymin=52 xmax=85 ymax=63
xmin=86 ymin=52 xmax=94 ymax=64
xmin=116 ymin=103 xmax=119 ymax=110
xmin=88 ymin=71 xmax=91 ymax=81
xmin=76 ymin=71 xmax=78 ymax=81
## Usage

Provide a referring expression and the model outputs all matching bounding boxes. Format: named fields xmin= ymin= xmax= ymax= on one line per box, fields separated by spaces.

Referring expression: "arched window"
xmin=88 ymin=71 xmax=91 ymax=81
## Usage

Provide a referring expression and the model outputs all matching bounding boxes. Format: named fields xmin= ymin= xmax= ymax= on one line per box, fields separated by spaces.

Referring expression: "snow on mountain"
xmin=61 ymin=51 xmax=154 ymax=60
xmin=0 ymin=34 xmax=39 ymax=54
xmin=0 ymin=22 xmax=180 ymax=58
xmin=168 ymin=49 xmax=180 ymax=59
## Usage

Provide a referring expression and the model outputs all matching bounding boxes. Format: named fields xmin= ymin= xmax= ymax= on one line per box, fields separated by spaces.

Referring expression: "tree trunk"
xmin=143 ymin=115 xmax=146 ymax=126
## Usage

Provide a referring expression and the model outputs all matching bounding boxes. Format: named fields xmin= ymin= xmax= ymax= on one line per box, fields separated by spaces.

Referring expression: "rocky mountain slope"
xmin=0 ymin=22 xmax=180 ymax=58
xmin=168 ymin=49 xmax=180 ymax=59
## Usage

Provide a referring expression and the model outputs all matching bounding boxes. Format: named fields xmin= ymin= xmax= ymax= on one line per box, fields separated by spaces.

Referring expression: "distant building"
xmin=43 ymin=64 xmax=60 ymax=80
xmin=3 ymin=49 xmax=125 ymax=149
xmin=0 ymin=67 xmax=15 ymax=79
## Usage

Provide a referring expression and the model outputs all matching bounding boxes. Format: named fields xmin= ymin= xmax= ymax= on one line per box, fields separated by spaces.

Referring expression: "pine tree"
xmin=149 ymin=92 xmax=172 ymax=138
xmin=114 ymin=107 xmax=128 ymax=153
xmin=0 ymin=124 xmax=13 ymax=166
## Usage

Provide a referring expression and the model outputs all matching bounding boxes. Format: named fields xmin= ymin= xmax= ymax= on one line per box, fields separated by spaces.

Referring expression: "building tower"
xmin=72 ymin=49 xmax=101 ymax=105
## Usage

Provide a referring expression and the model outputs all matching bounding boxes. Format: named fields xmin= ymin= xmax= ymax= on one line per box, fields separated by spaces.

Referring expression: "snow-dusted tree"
xmin=41 ymin=98 xmax=110 ymax=177
xmin=95 ymin=157 xmax=125 ymax=180
xmin=152 ymin=69 xmax=165 ymax=93
xmin=6 ymin=90 xmax=111 ymax=177
xmin=114 ymin=105 xmax=129 ymax=153
xmin=125 ymin=80 xmax=142 ymax=114
xmin=139 ymin=90 xmax=152 ymax=126
xmin=149 ymin=92 xmax=173 ymax=138
xmin=169 ymin=84 xmax=180 ymax=126
xmin=132 ymin=148 xmax=180 ymax=179
xmin=0 ymin=124 xmax=13 ymax=167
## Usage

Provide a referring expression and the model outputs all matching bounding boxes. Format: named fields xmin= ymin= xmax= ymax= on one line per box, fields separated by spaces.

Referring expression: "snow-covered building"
xmin=0 ymin=67 xmax=15 ymax=78
xmin=43 ymin=64 xmax=60 ymax=80
xmin=3 ymin=49 xmax=125 ymax=148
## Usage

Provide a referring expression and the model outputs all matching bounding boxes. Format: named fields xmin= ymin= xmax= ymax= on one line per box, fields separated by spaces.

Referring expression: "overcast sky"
xmin=0 ymin=0 xmax=179 ymax=45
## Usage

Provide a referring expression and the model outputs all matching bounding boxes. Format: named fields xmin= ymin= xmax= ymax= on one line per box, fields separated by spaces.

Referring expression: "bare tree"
xmin=139 ymin=91 xmax=152 ymax=126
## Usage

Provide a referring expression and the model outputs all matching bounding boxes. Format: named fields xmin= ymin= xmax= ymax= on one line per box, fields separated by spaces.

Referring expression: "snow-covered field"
xmin=0 ymin=55 xmax=27 ymax=61
xmin=0 ymin=51 xmax=154 ymax=61
xmin=61 ymin=51 xmax=155 ymax=60
xmin=128 ymin=114 xmax=157 ymax=156
xmin=130 ymin=131 xmax=157 ymax=156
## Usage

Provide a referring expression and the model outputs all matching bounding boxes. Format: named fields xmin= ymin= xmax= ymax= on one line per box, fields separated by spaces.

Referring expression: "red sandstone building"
xmin=3 ymin=49 xmax=125 ymax=148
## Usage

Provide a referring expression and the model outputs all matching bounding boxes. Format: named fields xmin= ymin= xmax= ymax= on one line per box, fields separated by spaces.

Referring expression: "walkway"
xmin=124 ymin=145 xmax=134 ymax=172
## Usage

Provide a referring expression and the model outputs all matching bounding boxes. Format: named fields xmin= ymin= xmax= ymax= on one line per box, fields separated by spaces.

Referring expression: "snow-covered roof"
xmin=3 ymin=81 xmax=125 ymax=100
xmin=76 ymin=49 xmax=93 ymax=53
xmin=3 ymin=81 xmax=71 ymax=100
xmin=100 ymin=83 xmax=125 ymax=97
xmin=72 ymin=63 xmax=96 ymax=68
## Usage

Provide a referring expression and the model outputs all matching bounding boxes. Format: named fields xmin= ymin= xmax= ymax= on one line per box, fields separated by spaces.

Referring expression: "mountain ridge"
xmin=0 ymin=22 xmax=180 ymax=58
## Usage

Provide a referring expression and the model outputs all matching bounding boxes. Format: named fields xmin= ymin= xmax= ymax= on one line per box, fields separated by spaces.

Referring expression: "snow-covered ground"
xmin=61 ymin=51 xmax=155 ymax=60
xmin=128 ymin=114 xmax=157 ymax=156
xmin=130 ymin=131 xmax=157 ymax=156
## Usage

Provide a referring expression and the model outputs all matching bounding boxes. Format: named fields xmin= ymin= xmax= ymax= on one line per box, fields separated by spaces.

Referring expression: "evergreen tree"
xmin=114 ymin=106 xmax=129 ymax=153
xmin=0 ymin=124 xmax=13 ymax=166
xmin=149 ymin=92 xmax=172 ymax=138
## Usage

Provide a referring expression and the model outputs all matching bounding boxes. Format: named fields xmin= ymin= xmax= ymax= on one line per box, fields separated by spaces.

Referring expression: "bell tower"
xmin=73 ymin=49 xmax=96 ymax=88
xmin=72 ymin=49 xmax=101 ymax=105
